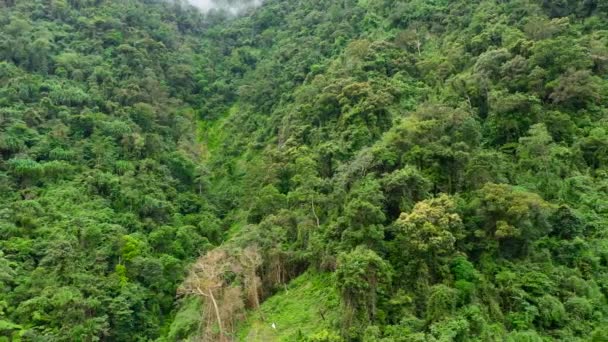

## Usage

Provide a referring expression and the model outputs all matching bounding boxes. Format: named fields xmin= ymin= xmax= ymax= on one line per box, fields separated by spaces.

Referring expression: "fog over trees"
xmin=187 ymin=0 xmax=263 ymax=13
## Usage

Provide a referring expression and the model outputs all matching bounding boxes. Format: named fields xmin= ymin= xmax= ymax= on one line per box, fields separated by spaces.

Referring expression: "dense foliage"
xmin=2 ymin=0 xmax=608 ymax=341
xmin=177 ymin=0 xmax=608 ymax=340
xmin=0 ymin=1 xmax=220 ymax=340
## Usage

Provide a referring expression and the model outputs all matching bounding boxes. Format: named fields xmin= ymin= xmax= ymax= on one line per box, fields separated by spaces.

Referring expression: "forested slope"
xmin=173 ymin=0 xmax=608 ymax=341
xmin=0 ymin=1 xmax=219 ymax=340
xmin=2 ymin=0 xmax=608 ymax=341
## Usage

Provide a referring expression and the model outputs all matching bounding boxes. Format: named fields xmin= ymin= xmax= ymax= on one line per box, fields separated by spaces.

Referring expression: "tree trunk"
xmin=311 ymin=197 xmax=320 ymax=228
xmin=208 ymin=289 xmax=225 ymax=341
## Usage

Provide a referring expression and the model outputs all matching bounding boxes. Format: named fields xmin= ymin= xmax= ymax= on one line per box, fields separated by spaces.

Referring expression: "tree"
xmin=549 ymin=205 xmax=585 ymax=239
xmin=487 ymin=91 xmax=541 ymax=146
xmin=179 ymin=249 xmax=233 ymax=342
xmin=535 ymin=295 xmax=566 ymax=328
xmin=239 ymin=246 xmax=263 ymax=310
xmin=7 ymin=158 xmax=43 ymax=187
xmin=381 ymin=166 xmax=431 ymax=218
xmin=474 ymin=184 xmax=553 ymax=257
xmin=287 ymin=154 xmax=325 ymax=237
xmin=578 ymin=127 xmax=608 ymax=170
xmin=426 ymin=284 xmax=459 ymax=322
xmin=549 ymin=69 xmax=601 ymax=109
xmin=340 ymin=178 xmax=386 ymax=250
xmin=247 ymin=184 xmax=286 ymax=223
xmin=335 ymin=246 xmax=392 ymax=337
xmin=464 ymin=150 xmax=509 ymax=189
xmin=394 ymin=195 xmax=464 ymax=269
xmin=516 ymin=123 xmax=571 ymax=198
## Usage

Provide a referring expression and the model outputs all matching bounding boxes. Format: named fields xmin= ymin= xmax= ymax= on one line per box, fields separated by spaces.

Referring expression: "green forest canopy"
xmin=1 ymin=0 xmax=608 ymax=341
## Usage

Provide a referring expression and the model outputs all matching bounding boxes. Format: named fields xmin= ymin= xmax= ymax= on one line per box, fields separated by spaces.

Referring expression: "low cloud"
xmin=188 ymin=0 xmax=263 ymax=13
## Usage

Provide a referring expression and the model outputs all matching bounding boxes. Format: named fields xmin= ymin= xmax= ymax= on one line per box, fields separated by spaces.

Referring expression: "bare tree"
xmin=180 ymin=246 xmax=264 ymax=341
xmin=179 ymin=249 xmax=231 ymax=341
xmin=240 ymin=246 xmax=263 ymax=310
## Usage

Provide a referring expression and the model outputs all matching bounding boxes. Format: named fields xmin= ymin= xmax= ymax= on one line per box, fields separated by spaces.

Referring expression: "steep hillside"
xmin=0 ymin=1 xmax=217 ymax=340
xmin=173 ymin=0 xmax=608 ymax=341
xmin=2 ymin=0 xmax=608 ymax=341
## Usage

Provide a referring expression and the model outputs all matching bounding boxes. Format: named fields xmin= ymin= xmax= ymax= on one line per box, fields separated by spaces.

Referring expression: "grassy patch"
xmin=197 ymin=104 xmax=245 ymax=159
xmin=237 ymin=272 xmax=340 ymax=341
